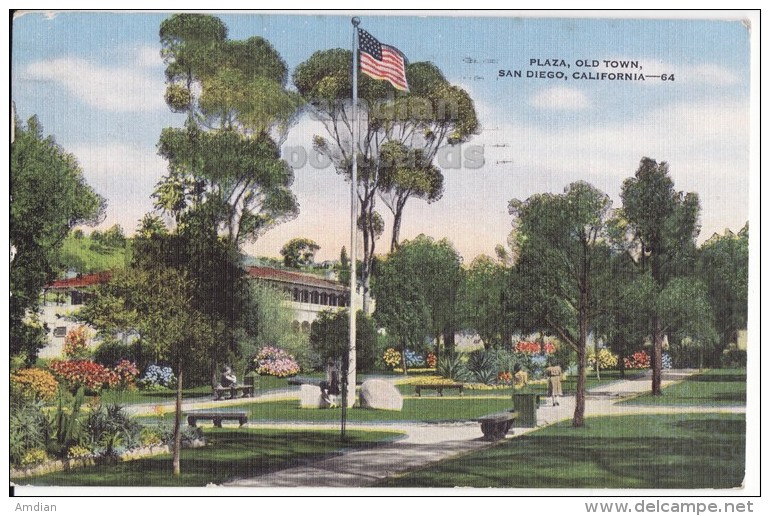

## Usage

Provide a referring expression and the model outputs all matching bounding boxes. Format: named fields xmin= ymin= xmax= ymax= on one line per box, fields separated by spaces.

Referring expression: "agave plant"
xmin=436 ymin=353 xmax=470 ymax=382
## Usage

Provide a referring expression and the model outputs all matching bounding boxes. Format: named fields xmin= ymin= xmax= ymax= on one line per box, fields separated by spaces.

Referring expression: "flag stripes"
xmin=358 ymin=29 xmax=409 ymax=91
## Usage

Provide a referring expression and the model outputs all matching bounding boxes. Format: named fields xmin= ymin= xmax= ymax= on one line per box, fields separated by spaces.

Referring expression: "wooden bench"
xmin=414 ymin=383 xmax=464 ymax=397
xmin=186 ymin=410 xmax=248 ymax=428
xmin=213 ymin=384 xmax=254 ymax=400
xmin=477 ymin=410 xmax=518 ymax=440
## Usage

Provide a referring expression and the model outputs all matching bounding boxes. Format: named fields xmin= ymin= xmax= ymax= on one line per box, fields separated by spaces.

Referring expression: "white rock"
xmin=299 ymin=384 xmax=329 ymax=408
xmin=360 ymin=379 xmax=403 ymax=411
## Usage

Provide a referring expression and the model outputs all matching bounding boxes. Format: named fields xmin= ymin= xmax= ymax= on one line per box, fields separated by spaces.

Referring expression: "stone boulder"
xmin=359 ymin=379 xmax=403 ymax=411
xmin=299 ymin=384 xmax=326 ymax=408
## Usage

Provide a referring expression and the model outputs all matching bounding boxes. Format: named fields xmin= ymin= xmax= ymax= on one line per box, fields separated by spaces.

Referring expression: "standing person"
xmin=545 ymin=360 xmax=563 ymax=406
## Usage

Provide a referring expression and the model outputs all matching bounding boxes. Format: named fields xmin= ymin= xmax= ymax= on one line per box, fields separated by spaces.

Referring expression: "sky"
xmin=11 ymin=11 xmax=753 ymax=262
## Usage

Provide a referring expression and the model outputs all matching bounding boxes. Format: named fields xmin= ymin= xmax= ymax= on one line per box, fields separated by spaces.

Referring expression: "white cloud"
xmin=23 ymin=57 xmax=166 ymax=113
xmin=69 ymin=143 xmax=168 ymax=234
xmin=530 ymin=86 xmax=590 ymax=110
xmin=464 ymin=97 xmax=749 ymax=247
xmin=132 ymin=44 xmax=165 ymax=69
xmin=688 ymin=63 xmax=740 ymax=85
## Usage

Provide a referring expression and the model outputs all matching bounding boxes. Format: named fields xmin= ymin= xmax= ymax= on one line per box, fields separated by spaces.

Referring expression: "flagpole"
xmin=345 ymin=16 xmax=360 ymax=427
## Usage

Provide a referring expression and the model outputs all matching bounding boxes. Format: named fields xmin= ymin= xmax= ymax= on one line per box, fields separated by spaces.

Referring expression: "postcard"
xmin=8 ymin=9 xmax=758 ymax=504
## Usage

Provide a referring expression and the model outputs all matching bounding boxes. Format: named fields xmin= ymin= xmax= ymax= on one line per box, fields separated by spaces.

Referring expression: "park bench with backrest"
xmin=414 ymin=383 xmax=465 ymax=397
xmin=213 ymin=372 xmax=256 ymax=400
xmin=186 ymin=410 xmax=248 ymax=428
xmin=213 ymin=384 xmax=254 ymax=400
xmin=476 ymin=410 xmax=519 ymax=440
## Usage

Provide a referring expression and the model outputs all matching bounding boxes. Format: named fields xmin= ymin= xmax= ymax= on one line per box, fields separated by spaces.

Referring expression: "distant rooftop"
xmin=247 ymin=266 xmax=346 ymax=291
xmin=45 ymin=271 xmax=113 ymax=290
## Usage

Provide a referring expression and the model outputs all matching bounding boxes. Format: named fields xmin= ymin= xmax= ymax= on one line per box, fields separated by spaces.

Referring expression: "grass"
xmin=621 ymin=368 xmax=746 ymax=406
xmin=378 ymin=412 xmax=746 ymax=488
xmin=95 ymin=375 xmax=295 ymax=406
xmin=60 ymin=234 xmax=127 ymax=274
xmin=137 ymin=397 xmax=516 ymax=424
xmin=19 ymin=428 xmax=402 ymax=487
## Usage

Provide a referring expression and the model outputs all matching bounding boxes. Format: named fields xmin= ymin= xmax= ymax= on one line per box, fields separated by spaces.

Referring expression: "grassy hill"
xmin=59 ymin=233 xmax=128 ymax=275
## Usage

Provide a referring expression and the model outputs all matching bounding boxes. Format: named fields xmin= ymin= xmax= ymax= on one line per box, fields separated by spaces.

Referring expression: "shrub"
xmin=63 ymin=326 xmax=91 ymax=359
xmin=10 ymin=368 xmax=59 ymax=401
xmin=137 ymin=364 xmax=176 ymax=389
xmin=253 ymin=346 xmax=300 ymax=378
xmin=67 ymin=445 xmax=92 ymax=459
xmin=722 ymin=348 xmax=747 ymax=368
xmin=383 ymin=348 xmax=401 ymax=368
xmin=436 ymin=353 xmax=470 ymax=382
xmin=53 ymin=386 xmax=85 ymax=453
xmin=82 ymin=403 xmax=142 ymax=458
xmin=9 ymin=396 xmax=51 ymax=466
xmin=49 ymin=360 xmax=119 ymax=391
xmin=113 ymin=360 xmax=140 ymax=390
xmin=588 ymin=348 xmax=619 ymax=370
xmin=624 ymin=350 xmax=651 ymax=369
xmin=21 ymin=448 xmax=49 ymax=467
xmin=467 ymin=350 xmax=498 ymax=385
xmin=404 ymin=349 xmax=425 ymax=368
xmin=93 ymin=339 xmax=153 ymax=373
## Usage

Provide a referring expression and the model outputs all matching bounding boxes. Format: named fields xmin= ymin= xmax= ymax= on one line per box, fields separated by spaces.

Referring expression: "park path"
xmin=214 ymin=369 xmax=744 ymax=488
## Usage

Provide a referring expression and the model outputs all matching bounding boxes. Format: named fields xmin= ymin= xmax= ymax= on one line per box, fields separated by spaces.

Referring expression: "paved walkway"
xmin=209 ymin=369 xmax=743 ymax=488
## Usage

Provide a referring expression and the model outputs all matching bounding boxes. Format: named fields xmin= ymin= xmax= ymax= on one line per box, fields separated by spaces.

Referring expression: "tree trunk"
xmin=173 ymin=365 xmax=183 ymax=476
xmin=573 ymin=288 xmax=589 ymax=428
xmin=401 ymin=347 xmax=408 ymax=375
xmin=390 ymin=211 xmax=403 ymax=253
xmin=651 ymin=316 xmax=663 ymax=395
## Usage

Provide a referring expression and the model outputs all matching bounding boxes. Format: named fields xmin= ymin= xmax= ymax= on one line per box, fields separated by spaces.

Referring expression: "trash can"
xmin=512 ymin=392 xmax=540 ymax=427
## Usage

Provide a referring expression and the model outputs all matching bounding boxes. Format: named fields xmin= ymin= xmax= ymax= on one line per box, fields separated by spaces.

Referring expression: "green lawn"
xmin=379 ymin=413 xmax=745 ymax=488
xmin=621 ymin=368 xmax=746 ymax=406
xmin=137 ymin=397 xmax=515 ymax=424
xmin=19 ymin=428 xmax=401 ymax=487
xmin=96 ymin=375 xmax=297 ymax=406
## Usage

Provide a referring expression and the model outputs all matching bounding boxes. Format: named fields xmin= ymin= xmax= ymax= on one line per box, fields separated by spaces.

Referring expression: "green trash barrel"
xmin=512 ymin=392 xmax=540 ymax=427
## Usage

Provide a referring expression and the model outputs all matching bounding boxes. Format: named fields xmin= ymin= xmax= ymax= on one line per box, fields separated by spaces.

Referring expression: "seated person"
xmin=320 ymin=359 xmax=341 ymax=407
xmin=219 ymin=366 xmax=237 ymax=388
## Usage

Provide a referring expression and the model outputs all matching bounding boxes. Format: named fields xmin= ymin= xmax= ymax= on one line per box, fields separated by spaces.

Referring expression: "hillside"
xmin=59 ymin=233 xmax=128 ymax=275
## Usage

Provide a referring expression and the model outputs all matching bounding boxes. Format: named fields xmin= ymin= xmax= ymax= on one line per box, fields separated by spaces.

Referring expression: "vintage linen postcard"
xmin=9 ymin=10 xmax=758 ymax=501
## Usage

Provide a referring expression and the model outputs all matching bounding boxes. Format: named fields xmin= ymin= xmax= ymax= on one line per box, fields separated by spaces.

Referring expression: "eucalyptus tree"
xmin=293 ymin=53 xmax=478 ymax=308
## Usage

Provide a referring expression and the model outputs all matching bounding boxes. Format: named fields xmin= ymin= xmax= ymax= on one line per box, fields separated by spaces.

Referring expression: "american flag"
xmin=358 ymin=29 xmax=409 ymax=92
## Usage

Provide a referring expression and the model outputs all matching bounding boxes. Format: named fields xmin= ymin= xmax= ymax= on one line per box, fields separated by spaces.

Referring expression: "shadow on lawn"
xmin=380 ymin=415 xmax=745 ymax=489
xmin=689 ymin=374 xmax=747 ymax=383
xmin=21 ymin=429 xmax=396 ymax=488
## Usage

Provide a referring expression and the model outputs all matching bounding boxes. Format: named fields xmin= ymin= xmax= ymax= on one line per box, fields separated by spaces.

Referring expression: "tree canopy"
xmin=280 ymin=238 xmax=321 ymax=268
xmin=509 ymin=181 xmax=614 ymax=427
xmin=10 ymin=115 xmax=105 ymax=362
xmin=618 ymin=157 xmax=701 ymax=394
xmin=293 ymin=50 xmax=478 ymax=308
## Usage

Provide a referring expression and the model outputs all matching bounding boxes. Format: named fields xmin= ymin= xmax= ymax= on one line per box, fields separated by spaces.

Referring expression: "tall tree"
xmin=10 ymin=115 xmax=105 ymax=362
xmin=293 ymin=52 xmax=477 ymax=309
xmin=378 ymin=141 xmax=444 ymax=251
xmin=373 ymin=235 xmax=463 ymax=368
xmin=157 ymin=13 xmax=300 ymax=246
xmin=618 ymin=157 xmax=701 ymax=394
xmin=509 ymin=181 xmax=613 ymax=427
xmin=698 ymin=224 xmax=749 ymax=352
xmin=459 ymin=255 xmax=510 ymax=349
xmin=280 ymin=238 xmax=320 ymax=268
xmin=79 ymin=266 xmax=213 ymax=476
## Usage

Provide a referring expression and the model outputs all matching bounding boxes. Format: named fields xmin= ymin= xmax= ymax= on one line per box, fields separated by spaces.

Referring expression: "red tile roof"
xmin=46 ymin=271 xmax=113 ymax=289
xmin=45 ymin=267 xmax=345 ymax=292
xmin=247 ymin=266 xmax=346 ymax=291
